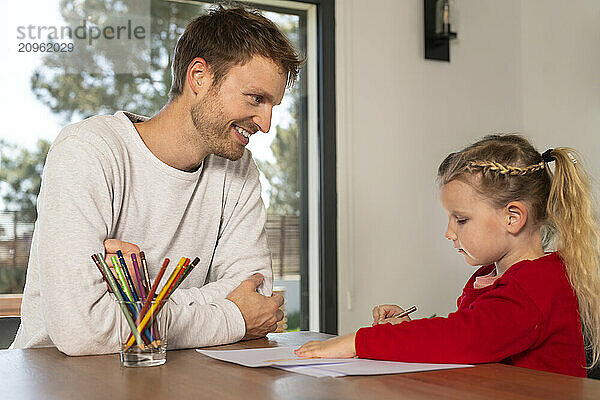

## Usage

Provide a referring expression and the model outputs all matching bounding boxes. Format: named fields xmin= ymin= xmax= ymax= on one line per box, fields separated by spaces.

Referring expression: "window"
xmin=2 ymin=0 xmax=334 ymax=333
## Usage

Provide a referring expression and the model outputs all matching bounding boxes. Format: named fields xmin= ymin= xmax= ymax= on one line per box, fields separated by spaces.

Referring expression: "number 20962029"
xmin=18 ymin=42 xmax=74 ymax=53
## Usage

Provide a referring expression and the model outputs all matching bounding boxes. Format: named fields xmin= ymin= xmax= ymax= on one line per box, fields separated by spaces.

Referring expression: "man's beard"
xmin=190 ymin=92 xmax=245 ymax=161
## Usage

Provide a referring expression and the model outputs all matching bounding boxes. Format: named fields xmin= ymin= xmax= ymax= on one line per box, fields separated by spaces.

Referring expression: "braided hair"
xmin=468 ymin=160 xmax=545 ymax=176
xmin=438 ymin=134 xmax=551 ymax=223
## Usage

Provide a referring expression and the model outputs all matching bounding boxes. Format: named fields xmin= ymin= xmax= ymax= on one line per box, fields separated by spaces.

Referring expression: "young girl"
xmin=295 ymin=134 xmax=600 ymax=377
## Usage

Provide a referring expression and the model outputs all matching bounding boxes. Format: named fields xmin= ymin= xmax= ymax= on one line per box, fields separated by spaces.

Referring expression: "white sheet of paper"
xmin=315 ymin=359 xmax=473 ymax=375
xmin=196 ymin=346 xmax=355 ymax=367
xmin=275 ymin=365 xmax=347 ymax=378
xmin=275 ymin=359 xmax=473 ymax=377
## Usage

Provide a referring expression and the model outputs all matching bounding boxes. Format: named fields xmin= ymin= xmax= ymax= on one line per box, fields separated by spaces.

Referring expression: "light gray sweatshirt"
xmin=12 ymin=111 xmax=272 ymax=355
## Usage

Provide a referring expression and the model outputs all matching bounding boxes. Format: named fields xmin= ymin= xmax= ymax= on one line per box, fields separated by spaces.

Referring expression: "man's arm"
xmin=36 ymin=135 xmax=123 ymax=355
xmin=36 ymin=136 xmax=263 ymax=354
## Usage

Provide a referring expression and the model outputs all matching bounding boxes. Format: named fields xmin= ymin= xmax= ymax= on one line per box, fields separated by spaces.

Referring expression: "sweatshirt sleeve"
xmin=162 ymin=154 xmax=272 ymax=348
xmin=36 ymin=136 xmax=123 ymax=356
xmin=355 ymin=282 xmax=543 ymax=364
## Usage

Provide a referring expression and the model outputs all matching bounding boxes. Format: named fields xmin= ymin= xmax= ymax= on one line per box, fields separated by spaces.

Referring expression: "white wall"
xmin=336 ymin=0 xmax=600 ymax=334
xmin=520 ymin=1 xmax=600 ymax=165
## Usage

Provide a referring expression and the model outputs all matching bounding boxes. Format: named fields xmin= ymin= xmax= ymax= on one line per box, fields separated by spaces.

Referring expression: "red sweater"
xmin=355 ymin=253 xmax=586 ymax=377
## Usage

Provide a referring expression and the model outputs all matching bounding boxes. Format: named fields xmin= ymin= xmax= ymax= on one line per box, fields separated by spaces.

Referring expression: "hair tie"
xmin=541 ymin=149 xmax=555 ymax=163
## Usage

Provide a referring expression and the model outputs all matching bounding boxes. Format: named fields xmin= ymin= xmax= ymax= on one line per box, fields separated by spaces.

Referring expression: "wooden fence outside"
xmin=265 ymin=214 xmax=301 ymax=278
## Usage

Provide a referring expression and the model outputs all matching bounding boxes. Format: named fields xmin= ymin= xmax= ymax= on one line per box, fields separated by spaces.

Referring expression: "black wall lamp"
xmin=424 ymin=0 xmax=458 ymax=62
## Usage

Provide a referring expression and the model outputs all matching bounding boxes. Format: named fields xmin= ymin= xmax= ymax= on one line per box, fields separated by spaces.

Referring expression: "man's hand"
xmin=104 ymin=239 xmax=140 ymax=282
xmin=226 ymin=273 xmax=284 ymax=340
xmin=372 ymin=304 xmax=411 ymax=325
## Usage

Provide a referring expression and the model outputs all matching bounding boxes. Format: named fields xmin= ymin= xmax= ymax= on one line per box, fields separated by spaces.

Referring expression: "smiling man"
xmin=12 ymin=5 xmax=303 ymax=355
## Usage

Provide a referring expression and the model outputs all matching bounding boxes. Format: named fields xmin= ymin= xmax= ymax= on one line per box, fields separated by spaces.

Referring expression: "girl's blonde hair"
xmin=437 ymin=134 xmax=600 ymax=369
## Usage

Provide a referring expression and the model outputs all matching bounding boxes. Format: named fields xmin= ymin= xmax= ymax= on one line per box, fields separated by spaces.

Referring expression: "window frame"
xmin=244 ymin=0 xmax=337 ymax=334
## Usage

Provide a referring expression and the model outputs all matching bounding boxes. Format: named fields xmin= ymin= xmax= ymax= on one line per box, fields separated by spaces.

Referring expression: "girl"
xmin=295 ymin=135 xmax=600 ymax=377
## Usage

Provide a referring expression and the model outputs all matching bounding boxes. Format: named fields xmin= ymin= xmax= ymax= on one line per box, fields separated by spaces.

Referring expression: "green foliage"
xmin=286 ymin=310 xmax=300 ymax=331
xmin=30 ymin=0 xmax=212 ymax=121
xmin=0 ymin=139 xmax=51 ymax=222
xmin=0 ymin=268 xmax=27 ymax=294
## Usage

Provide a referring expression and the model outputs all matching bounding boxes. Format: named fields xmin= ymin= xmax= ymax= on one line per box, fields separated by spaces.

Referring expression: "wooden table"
xmin=1 ymin=331 xmax=599 ymax=399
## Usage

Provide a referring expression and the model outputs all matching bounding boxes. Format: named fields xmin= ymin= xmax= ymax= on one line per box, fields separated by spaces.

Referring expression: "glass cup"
xmin=116 ymin=299 xmax=170 ymax=367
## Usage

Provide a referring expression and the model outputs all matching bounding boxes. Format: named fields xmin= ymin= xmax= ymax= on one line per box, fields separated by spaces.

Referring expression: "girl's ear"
xmin=505 ymin=201 xmax=528 ymax=234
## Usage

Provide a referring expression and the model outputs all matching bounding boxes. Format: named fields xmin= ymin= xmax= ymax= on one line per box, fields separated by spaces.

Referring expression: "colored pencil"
xmin=393 ymin=305 xmax=417 ymax=319
xmin=92 ymin=254 xmax=145 ymax=348
xmin=126 ymin=258 xmax=186 ymax=348
xmin=135 ymin=257 xmax=171 ymax=324
xmin=147 ymin=257 xmax=199 ymax=344
xmin=169 ymin=257 xmax=199 ymax=295
xmin=142 ymin=258 xmax=191 ymax=346
xmin=139 ymin=251 xmax=152 ymax=295
xmin=95 ymin=255 xmax=155 ymax=345
xmin=147 ymin=258 xmax=189 ymax=340
xmin=131 ymin=253 xmax=146 ymax=301
xmin=124 ymin=257 xmax=171 ymax=345
xmin=166 ymin=258 xmax=190 ymax=296
xmin=116 ymin=250 xmax=140 ymax=302
xmin=124 ymin=257 xmax=199 ymax=350
xmin=91 ymin=254 xmax=113 ymax=293
xmin=111 ymin=256 xmax=136 ymax=303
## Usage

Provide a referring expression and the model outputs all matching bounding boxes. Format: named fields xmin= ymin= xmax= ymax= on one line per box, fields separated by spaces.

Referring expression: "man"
xmin=12 ymin=5 xmax=303 ymax=355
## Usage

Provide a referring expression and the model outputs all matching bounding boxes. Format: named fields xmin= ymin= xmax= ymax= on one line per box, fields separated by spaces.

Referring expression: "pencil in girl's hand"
xmin=394 ymin=305 xmax=417 ymax=319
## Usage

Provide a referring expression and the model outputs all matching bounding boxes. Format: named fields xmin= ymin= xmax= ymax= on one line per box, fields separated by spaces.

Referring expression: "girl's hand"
xmin=294 ymin=333 xmax=357 ymax=359
xmin=372 ymin=304 xmax=411 ymax=325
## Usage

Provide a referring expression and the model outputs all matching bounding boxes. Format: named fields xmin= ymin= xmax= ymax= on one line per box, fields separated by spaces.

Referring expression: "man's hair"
xmin=169 ymin=4 xmax=303 ymax=100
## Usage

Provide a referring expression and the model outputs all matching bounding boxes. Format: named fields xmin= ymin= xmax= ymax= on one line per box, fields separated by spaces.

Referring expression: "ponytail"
xmin=546 ymin=148 xmax=600 ymax=368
